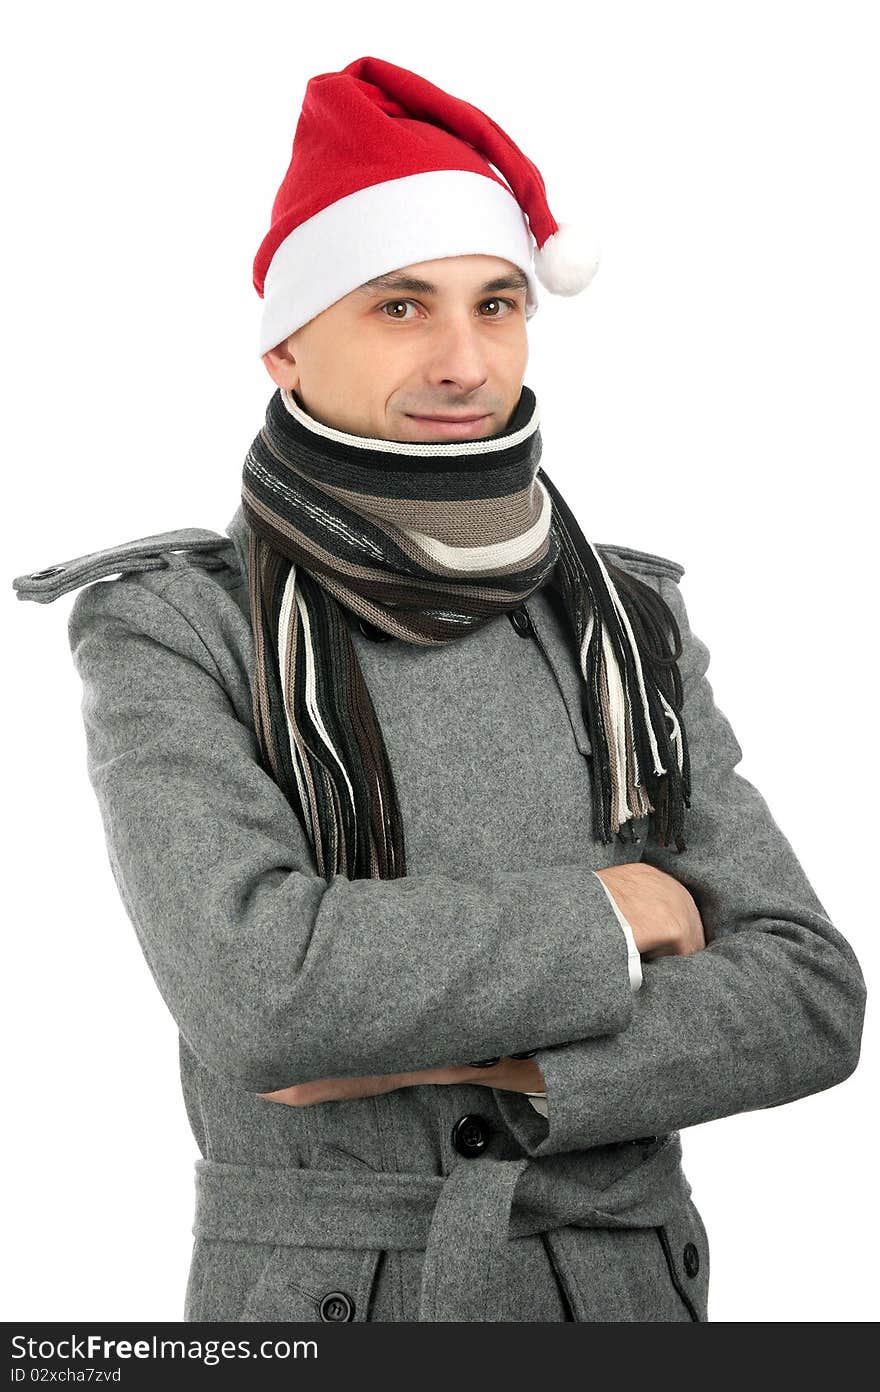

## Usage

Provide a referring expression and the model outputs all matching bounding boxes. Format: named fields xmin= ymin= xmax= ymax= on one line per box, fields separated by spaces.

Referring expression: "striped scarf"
xmin=241 ymin=383 xmax=690 ymax=879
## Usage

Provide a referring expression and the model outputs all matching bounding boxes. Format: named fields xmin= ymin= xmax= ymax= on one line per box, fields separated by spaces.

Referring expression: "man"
xmin=12 ymin=56 xmax=866 ymax=1323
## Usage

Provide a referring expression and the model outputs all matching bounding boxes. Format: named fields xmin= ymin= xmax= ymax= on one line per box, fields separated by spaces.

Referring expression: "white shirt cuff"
xmin=593 ymin=870 xmax=643 ymax=991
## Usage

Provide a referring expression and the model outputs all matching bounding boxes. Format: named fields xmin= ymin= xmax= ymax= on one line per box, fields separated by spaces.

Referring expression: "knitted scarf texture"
xmin=241 ymin=384 xmax=690 ymax=879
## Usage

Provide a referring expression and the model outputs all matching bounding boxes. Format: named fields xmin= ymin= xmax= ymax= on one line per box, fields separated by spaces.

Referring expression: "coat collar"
xmin=224 ymin=503 xmax=251 ymax=588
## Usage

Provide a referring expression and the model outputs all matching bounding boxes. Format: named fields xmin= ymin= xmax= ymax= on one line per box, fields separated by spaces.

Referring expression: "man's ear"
xmin=261 ymin=339 xmax=299 ymax=391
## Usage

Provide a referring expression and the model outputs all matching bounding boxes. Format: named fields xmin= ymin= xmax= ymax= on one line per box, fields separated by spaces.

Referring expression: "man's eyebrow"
xmin=355 ymin=269 xmax=530 ymax=297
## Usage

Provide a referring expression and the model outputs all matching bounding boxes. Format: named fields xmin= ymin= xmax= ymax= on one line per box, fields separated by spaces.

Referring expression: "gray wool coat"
xmin=12 ymin=504 xmax=867 ymax=1323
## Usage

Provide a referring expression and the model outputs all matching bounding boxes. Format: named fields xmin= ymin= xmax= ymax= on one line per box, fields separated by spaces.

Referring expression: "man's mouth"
xmin=405 ymin=412 xmax=492 ymax=436
xmin=407 ymin=413 xmax=489 ymax=422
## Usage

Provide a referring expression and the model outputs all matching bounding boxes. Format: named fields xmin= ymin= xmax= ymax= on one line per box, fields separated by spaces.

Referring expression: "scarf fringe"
xmin=537 ymin=468 xmax=691 ymax=852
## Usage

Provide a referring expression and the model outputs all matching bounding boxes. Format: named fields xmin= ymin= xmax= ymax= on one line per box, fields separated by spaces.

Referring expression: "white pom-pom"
xmin=533 ymin=222 xmax=601 ymax=295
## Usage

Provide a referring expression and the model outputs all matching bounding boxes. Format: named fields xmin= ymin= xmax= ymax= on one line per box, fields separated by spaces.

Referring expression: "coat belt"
xmin=192 ymin=1133 xmax=689 ymax=1321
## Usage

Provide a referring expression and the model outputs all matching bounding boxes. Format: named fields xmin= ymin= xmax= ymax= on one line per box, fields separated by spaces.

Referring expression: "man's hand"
xmin=257 ymin=1056 xmax=545 ymax=1106
xmin=466 ymin=1054 xmax=545 ymax=1095
xmin=595 ymin=861 xmax=706 ymax=959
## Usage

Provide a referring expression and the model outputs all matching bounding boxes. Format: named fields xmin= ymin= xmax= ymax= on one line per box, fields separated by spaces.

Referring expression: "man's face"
xmin=261 ymin=254 xmax=530 ymax=443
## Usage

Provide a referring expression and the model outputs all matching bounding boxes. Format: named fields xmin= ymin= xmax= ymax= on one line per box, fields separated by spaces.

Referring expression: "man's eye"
xmin=380 ymin=300 xmax=418 ymax=319
xmin=378 ymin=298 xmax=517 ymax=319
xmin=477 ymin=298 xmax=516 ymax=317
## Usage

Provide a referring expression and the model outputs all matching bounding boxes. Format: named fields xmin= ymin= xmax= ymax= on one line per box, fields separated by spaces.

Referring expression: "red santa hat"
xmin=253 ymin=55 xmax=601 ymax=357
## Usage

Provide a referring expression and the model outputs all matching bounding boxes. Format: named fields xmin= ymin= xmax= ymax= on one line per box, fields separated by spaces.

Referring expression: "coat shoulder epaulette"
xmin=594 ymin=541 xmax=685 ymax=583
xmin=11 ymin=527 xmax=239 ymax=605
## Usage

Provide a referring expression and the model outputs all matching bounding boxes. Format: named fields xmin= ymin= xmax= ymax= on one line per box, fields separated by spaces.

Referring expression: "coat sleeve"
xmin=527 ymin=875 xmax=642 ymax=1116
xmin=492 ymin=571 xmax=868 ymax=1155
xmin=66 ymin=569 xmax=638 ymax=1094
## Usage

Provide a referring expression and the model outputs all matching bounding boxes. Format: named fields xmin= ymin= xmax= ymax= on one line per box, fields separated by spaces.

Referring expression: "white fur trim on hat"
xmin=258 ymin=169 xmax=540 ymax=356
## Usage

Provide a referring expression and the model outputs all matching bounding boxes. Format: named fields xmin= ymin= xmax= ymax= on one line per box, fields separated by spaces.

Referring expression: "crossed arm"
xmin=252 ymin=568 xmax=868 ymax=1135
xmin=67 ymin=567 xmax=866 ymax=1137
xmin=257 ymin=860 xmax=707 ymax=1106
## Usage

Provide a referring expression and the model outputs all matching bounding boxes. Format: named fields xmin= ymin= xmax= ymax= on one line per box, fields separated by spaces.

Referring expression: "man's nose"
xmin=426 ymin=318 xmax=492 ymax=394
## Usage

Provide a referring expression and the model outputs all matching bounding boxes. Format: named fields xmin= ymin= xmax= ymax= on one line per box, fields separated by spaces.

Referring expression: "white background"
xmin=3 ymin=0 xmax=877 ymax=1323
